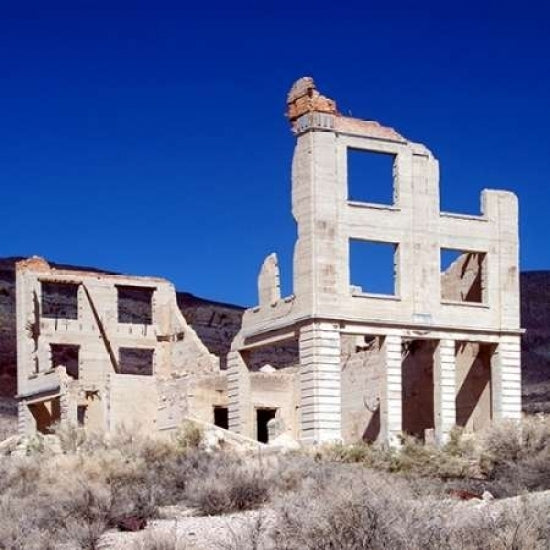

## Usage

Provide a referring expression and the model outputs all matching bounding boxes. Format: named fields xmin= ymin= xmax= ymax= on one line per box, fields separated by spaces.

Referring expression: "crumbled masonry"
xmin=15 ymin=78 xmax=522 ymax=446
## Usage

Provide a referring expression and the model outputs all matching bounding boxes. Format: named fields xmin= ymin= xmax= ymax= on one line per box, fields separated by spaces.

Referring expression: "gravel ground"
xmin=99 ymin=506 xmax=275 ymax=550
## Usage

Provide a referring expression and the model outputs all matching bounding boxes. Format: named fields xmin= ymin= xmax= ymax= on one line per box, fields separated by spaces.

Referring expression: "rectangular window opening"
xmin=441 ymin=249 xmax=487 ymax=304
xmin=244 ymin=338 xmax=299 ymax=372
xmin=347 ymin=148 xmax=396 ymax=205
xmin=50 ymin=344 xmax=80 ymax=379
xmin=350 ymin=239 xmax=399 ymax=296
xmin=117 ymin=285 xmax=154 ymax=324
xmin=118 ymin=347 xmax=154 ymax=375
xmin=41 ymin=282 xmax=79 ymax=320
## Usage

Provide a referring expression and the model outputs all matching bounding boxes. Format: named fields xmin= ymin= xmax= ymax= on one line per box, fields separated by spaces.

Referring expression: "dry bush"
xmin=0 ymin=467 xmax=110 ymax=550
xmin=187 ymin=455 xmax=269 ymax=515
xmin=269 ymin=465 xmax=550 ymax=550
xmin=0 ymin=423 xmax=210 ymax=549
xmin=481 ymin=416 xmax=550 ymax=496
xmin=318 ymin=432 xmax=474 ymax=481
xmin=271 ymin=467 xmax=411 ymax=550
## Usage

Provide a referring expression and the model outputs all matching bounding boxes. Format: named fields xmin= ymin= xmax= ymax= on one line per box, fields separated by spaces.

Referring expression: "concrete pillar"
xmin=227 ymin=351 xmax=252 ymax=437
xmin=434 ymin=338 xmax=456 ymax=445
xmin=491 ymin=336 xmax=522 ymax=420
xmin=380 ymin=334 xmax=402 ymax=446
xmin=17 ymin=400 xmax=33 ymax=436
xmin=299 ymin=322 xmax=341 ymax=444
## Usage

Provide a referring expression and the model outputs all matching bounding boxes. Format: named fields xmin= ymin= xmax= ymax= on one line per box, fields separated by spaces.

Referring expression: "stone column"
xmin=434 ymin=338 xmax=456 ymax=445
xmin=379 ymin=334 xmax=402 ymax=446
xmin=227 ymin=350 xmax=252 ymax=437
xmin=17 ymin=400 xmax=33 ymax=436
xmin=299 ymin=322 xmax=341 ymax=444
xmin=491 ymin=336 xmax=522 ymax=420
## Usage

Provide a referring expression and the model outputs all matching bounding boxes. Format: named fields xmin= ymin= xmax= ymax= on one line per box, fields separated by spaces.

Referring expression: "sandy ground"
xmin=99 ymin=506 xmax=274 ymax=550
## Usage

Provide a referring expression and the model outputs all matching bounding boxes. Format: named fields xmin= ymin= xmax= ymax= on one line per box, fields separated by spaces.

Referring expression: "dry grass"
xmin=1 ymin=417 xmax=550 ymax=548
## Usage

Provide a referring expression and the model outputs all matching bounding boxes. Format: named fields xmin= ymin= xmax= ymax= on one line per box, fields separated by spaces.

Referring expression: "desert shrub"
xmin=0 ymin=471 xmax=110 ymax=550
xmin=270 ymin=464 xmax=550 ymax=550
xmin=271 ymin=468 xmax=410 ymax=550
xmin=480 ymin=416 xmax=550 ymax=496
xmin=187 ymin=455 xmax=269 ymax=515
xmin=176 ymin=421 xmax=203 ymax=450
xmin=318 ymin=434 xmax=473 ymax=481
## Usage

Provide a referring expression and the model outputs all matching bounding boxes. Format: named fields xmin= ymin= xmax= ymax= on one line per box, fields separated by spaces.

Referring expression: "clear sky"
xmin=2 ymin=1 xmax=549 ymax=306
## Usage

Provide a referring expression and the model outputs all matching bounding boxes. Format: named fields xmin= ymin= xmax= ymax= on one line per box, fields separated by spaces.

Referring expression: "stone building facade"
xmin=228 ymin=77 xmax=522 ymax=446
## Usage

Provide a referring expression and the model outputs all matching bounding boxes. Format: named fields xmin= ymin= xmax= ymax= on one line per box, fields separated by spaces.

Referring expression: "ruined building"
xmin=228 ymin=77 xmax=522 ymax=445
xmin=16 ymin=257 xmax=227 ymax=435
xmin=15 ymin=78 xmax=522 ymax=446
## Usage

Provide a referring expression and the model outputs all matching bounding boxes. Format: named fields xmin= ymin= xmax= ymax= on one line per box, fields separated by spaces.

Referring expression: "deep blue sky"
xmin=2 ymin=2 xmax=549 ymax=306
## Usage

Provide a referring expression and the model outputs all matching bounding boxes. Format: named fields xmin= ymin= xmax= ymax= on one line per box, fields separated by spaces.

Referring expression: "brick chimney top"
xmin=286 ymin=77 xmax=338 ymax=125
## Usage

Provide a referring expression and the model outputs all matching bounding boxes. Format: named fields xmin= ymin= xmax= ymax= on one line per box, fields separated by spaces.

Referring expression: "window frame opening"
xmin=440 ymin=248 xmax=487 ymax=304
xmin=347 ymin=147 xmax=397 ymax=206
xmin=118 ymin=347 xmax=154 ymax=375
xmin=116 ymin=285 xmax=154 ymax=325
xmin=349 ymin=239 xmax=400 ymax=298
xmin=50 ymin=343 xmax=80 ymax=379
xmin=41 ymin=281 xmax=79 ymax=320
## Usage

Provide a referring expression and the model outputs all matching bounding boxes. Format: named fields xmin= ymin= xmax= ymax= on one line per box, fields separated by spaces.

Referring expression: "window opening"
xmin=117 ymin=286 xmax=154 ymax=324
xmin=350 ymin=239 xmax=399 ymax=296
xmin=118 ymin=347 xmax=154 ymax=375
xmin=50 ymin=344 xmax=79 ymax=379
xmin=41 ymin=282 xmax=79 ymax=319
xmin=347 ymin=148 xmax=396 ymax=205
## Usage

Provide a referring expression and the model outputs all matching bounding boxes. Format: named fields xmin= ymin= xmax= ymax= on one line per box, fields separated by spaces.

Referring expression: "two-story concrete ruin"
xmin=15 ymin=78 xmax=522 ymax=446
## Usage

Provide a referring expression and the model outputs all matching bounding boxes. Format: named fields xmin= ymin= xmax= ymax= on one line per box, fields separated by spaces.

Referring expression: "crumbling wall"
xmin=177 ymin=293 xmax=243 ymax=370
xmin=109 ymin=374 xmax=158 ymax=432
xmin=187 ymin=374 xmax=228 ymax=424
xmin=441 ymin=253 xmax=485 ymax=303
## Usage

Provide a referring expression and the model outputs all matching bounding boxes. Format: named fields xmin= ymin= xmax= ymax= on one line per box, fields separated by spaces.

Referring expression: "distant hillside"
xmin=520 ymin=271 xmax=550 ymax=413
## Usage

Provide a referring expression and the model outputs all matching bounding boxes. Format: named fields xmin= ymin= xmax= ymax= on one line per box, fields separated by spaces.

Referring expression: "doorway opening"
xmin=256 ymin=408 xmax=277 ymax=443
xmin=213 ymin=406 xmax=229 ymax=430
xmin=402 ymin=339 xmax=436 ymax=440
